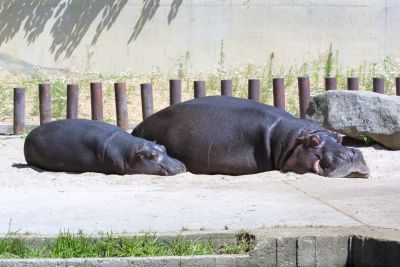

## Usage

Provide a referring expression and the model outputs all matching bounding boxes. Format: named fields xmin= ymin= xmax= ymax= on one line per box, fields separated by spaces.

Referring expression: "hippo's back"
xmin=134 ymin=96 xmax=293 ymax=136
xmin=24 ymin=119 xmax=124 ymax=173
xmin=133 ymin=96 xmax=294 ymax=174
xmin=168 ymin=95 xmax=292 ymax=120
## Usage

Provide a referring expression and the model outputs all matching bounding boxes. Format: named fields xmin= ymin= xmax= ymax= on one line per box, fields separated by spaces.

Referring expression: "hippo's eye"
xmin=149 ymin=152 xmax=158 ymax=160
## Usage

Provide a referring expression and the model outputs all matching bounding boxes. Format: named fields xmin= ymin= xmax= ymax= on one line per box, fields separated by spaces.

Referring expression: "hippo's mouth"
xmin=344 ymin=172 xmax=369 ymax=178
xmin=312 ymin=160 xmax=322 ymax=175
xmin=158 ymin=163 xmax=186 ymax=176
xmin=158 ymin=164 xmax=169 ymax=176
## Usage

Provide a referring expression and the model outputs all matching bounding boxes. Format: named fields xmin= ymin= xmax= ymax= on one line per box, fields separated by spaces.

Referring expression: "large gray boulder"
xmin=306 ymin=90 xmax=400 ymax=150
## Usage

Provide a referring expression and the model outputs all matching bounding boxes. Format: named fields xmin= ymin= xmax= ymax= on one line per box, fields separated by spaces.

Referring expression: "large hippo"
xmin=24 ymin=119 xmax=186 ymax=175
xmin=132 ymin=96 xmax=369 ymax=178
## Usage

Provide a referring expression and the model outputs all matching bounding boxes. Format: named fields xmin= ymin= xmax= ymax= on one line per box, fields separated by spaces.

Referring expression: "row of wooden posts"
xmin=12 ymin=76 xmax=400 ymax=135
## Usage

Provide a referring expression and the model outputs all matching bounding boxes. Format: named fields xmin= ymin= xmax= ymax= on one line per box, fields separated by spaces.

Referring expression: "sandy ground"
xmin=0 ymin=136 xmax=399 ymax=236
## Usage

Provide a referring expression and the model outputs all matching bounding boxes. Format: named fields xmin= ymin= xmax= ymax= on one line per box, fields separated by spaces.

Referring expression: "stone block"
xmin=276 ymin=237 xmax=297 ymax=267
xmin=297 ymin=236 xmax=316 ymax=267
xmin=316 ymin=236 xmax=349 ymax=267
xmin=306 ymin=91 xmax=400 ymax=150
xmin=180 ymin=255 xmax=215 ymax=267
xmin=249 ymin=238 xmax=277 ymax=267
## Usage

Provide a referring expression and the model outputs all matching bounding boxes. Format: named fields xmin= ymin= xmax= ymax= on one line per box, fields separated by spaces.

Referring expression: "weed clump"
xmin=0 ymin=231 xmax=252 ymax=259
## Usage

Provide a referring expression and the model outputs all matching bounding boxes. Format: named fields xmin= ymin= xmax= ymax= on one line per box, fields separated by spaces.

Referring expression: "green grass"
xmin=0 ymin=237 xmax=31 ymax=259
xmin=325 ymin=43 xmax=334 ymax=78
xmin=0 ymin=86 xmax=12 ymax=122
xmin=0 ymin=46 xmax=399 ymax=123
xmin=0 ymin=231 xmax=252 ymax=259
xmin=359 ymin=134 xmax=375 ymax=145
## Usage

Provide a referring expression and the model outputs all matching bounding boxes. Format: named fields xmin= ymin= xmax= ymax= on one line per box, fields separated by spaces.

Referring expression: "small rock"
xmin=306 ymin=90 xmax=400 ymax=150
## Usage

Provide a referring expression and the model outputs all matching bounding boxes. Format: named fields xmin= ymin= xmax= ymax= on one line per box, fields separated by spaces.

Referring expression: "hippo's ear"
xmin=295 ymin=134 xmax=321 ymax=148
xmin=334 ymin=133 xmax=343 ymax=144
xmin=327 ymin=131 xmax=343 ymax=144
xmin=307 ymin=134 xmax=321 ymax=148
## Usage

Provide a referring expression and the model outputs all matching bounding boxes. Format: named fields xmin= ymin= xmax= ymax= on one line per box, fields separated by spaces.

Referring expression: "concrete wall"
xmin=0 ymin=0 xmax=399 ymax=75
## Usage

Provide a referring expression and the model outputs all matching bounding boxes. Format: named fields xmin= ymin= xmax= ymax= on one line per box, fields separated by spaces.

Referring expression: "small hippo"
xmin=24 ymin=119 xmax=186 ymax=175
xmin=132 ymin=96 xmax=369 ymax=178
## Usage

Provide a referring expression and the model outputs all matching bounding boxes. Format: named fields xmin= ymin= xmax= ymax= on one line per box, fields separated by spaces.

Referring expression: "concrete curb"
xmin=0 ymin=255 xmax=249 ymax=267
xmin=1 ymin=227 xmax=400 ymax=266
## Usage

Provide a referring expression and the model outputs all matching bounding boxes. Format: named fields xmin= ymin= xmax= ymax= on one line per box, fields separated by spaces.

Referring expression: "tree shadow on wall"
xmin=0 ymin=0 xmax=60 ymax=45
xmin=128 ymin=0 xmax=160 ymax=43
xmin=128 ymin=0 xmax=183 ymax=43
xmin=0 ymin=0 xmax=183 ymax=59
xmin=168 ymin=0 xmax=182 ymax=25
xmin=50 ymin=0 xmax=127 ymax=59
xmin=0 ymin=0 xmax=127 ymax=60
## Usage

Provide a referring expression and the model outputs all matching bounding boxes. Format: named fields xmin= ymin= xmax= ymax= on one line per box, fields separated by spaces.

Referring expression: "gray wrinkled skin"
xmin=132 ymin=96 xmax=369 ymax=178
xmin=280 ymin=131 xmax=369 ymax=178
xmin=24 ymin=119 xmax=186 ymax=176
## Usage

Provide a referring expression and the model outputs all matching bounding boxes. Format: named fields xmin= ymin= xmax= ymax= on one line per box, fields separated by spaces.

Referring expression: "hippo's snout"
xmin=322 ymin=147 xmax=370 ymax=178
xmin=162 ymin=159 xmax=186 ymax=176
xmin=344 ymin=149 xmax=370 ymax=178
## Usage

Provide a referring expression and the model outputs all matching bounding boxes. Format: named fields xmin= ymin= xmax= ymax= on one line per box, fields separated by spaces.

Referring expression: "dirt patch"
xmin=1 ymin=136 xmax=399 ymax=235
xmin=1 ymin=136 xmax=399 ymax=189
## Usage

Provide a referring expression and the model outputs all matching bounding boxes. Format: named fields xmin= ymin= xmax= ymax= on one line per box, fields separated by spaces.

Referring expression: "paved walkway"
xmin=1 ymin=136 xmax=399 ymax=236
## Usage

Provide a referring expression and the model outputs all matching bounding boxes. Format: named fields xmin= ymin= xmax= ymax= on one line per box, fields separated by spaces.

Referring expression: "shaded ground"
xmin=0 ymin=136 xmax=399 ymax=236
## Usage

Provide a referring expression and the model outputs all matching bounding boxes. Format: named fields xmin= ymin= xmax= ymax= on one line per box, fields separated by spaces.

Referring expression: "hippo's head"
xmin=281 ymin=131 xmax=370 ymax=178
xmin=126 ymin=142 xmax=186 ymax=176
